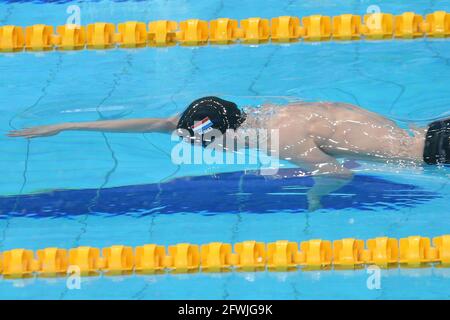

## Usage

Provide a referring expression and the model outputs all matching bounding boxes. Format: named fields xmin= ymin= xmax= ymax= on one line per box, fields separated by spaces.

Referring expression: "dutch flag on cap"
xmin=192 ymin=117 xmax=214 ymax=134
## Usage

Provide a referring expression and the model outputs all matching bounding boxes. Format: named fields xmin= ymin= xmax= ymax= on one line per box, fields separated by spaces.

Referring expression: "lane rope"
xmin=0 ymin=11 xmax=449 ymax=53
xmin=1 ymin=235 xmax=449 ymax=278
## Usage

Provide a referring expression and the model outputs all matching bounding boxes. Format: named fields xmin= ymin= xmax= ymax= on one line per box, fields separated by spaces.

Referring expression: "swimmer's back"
xmin=259 ymin=102 xmax=425 ymax=162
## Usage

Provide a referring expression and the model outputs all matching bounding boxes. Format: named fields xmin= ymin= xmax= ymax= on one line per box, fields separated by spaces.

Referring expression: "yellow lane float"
xmin=86 ymin=22 xmax=115 ymax=49
xmin=302 ymin=15 xmax=331 ymax=41
xmin=270 ymin=16 xmax=301 ymax=42
xmin=239 ymin=18 xmax=270 ymax=44
xmin=148 ymin=20 xmax=178 ymax=46
xmin=209 ymin=18 xmax=239 ymax=44
xmin=0 ymin=25 xmax=24 ymax=52
xmin=424 ymin=11 xmax=450 ymax=37
xmin=54 ymin=25 xmax=86 ymax=50
xmin=25 ymin=24 xmax=54 ymax=51
xmin=177 ymin=19 xmax=209 ymax=46
xmin=332 ymin=14 xmax=362 ymax=40
xmin=394 ymin=12 xmax=423 ymax=39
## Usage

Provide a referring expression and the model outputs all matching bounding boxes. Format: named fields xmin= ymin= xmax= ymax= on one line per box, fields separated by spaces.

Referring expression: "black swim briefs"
xmin=423 ymin=118 xmax=450 ymax=165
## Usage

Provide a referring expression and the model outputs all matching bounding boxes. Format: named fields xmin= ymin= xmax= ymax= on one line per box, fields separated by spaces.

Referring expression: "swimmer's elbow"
xmin=336 ymin=167 xmax=353 ymax=179
xmin=330 ymin=164 xmax=353 ymax=178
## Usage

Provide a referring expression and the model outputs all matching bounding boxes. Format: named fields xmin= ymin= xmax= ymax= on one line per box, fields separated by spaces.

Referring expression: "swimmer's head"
xmin=176 ymin=96 xmax=246 ymax=146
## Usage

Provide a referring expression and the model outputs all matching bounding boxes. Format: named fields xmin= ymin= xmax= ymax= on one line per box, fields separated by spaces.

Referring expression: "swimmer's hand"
xmin=307 ymin=194 xmax=323 ymax=212
xmin=306 ymin=173 xmax=353 ymax=212
xmin=7 ymin=124 xmax=67 ymax=138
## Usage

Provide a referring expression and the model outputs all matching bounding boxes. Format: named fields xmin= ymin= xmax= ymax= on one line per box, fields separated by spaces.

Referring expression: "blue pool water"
xmin=1 ymin=0 xmax=450 ymax=299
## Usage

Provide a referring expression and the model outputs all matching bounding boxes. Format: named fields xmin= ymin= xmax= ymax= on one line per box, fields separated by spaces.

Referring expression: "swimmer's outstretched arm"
xmin=7 ymin=116 xmax=180 ymax=139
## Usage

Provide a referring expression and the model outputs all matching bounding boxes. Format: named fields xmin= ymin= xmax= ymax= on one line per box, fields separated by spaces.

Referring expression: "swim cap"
xmin=176 ymin=96 xmax=246 ymax=146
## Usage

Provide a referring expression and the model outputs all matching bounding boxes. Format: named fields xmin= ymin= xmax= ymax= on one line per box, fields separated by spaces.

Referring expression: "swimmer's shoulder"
xmin=243 ymin=101 xmax=339 ymax=127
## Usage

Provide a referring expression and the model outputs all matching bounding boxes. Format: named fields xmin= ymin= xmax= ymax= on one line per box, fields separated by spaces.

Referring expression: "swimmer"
xmin=8 ymin=96 xmax=449 ymax=211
